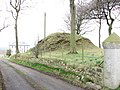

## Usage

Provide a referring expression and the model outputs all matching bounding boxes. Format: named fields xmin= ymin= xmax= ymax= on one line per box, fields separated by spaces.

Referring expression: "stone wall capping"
xmin=103 ymin=32 xmax=120 ymax=49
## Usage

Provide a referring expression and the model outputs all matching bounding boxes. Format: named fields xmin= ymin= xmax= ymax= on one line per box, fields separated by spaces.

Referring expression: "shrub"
xmin=6 ymin=49 xmax=11 ymax=57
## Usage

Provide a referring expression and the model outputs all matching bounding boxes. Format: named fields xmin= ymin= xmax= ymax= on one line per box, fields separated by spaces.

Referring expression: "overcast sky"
xmin=0 ymin=0 xmax=69 ymax=48
xmin=0 ymin=0 xmax=120 ymax=49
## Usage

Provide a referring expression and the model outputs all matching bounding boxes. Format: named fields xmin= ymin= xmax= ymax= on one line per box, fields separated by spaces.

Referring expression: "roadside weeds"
xmin=0 ymin=70 xmax=5 ymax=90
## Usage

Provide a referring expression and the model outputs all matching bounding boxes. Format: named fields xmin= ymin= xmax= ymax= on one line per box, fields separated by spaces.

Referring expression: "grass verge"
xmin=0 ymin=70 xmax=4 ymax=90
xmin=8 ymin=58 xmax=120 ymax=90
xmin=9 ymin=59 xmax=90 ymax=88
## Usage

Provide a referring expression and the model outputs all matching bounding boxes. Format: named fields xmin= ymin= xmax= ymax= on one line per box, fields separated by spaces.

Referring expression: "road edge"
xmin=0 ymin=69 xmax=5 ymax=90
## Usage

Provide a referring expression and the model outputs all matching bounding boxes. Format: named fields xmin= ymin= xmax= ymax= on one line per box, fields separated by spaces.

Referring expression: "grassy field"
xmin=9 ymin=47 xmax=105 ymax=89
xmin=7 ymin=32 xmax=120 ymax=90
xmin=8 ymin=48 xmax=120 ymax=90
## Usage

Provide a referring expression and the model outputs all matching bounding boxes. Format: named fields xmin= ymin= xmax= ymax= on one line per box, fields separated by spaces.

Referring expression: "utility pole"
xmin=44 ymin=12 xmax=46 ymax=39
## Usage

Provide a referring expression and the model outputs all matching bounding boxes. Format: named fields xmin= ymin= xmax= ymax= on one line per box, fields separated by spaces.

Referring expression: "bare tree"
xmin=94 ymin=0 xmax=120 ymax=36
xmin=88 ymin=0 xmax=104 ymax=48
xmin=86 ymin=0 xmax=120 ymax=47
xmin=66 ymin=0 xmax=95 ymax=56
xmin=65 ymin=1 xmax=93 ymax=36
xmin=96 ymin=1 xmax=103 ymax=48
xmin=76 ymin=2 xmax=90 ymax=35
xmin=103 ymin=0 xmax=120 ymax=35
xmin=33 ymin=42 xmax=39 ymax=58
xmin=9 ymin=0 xmax=29 ymax=54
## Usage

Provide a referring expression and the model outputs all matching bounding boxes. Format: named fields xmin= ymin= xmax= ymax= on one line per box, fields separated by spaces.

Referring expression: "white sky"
xmin=0 ymin=0 xmax=69 ymax=48
xmin=0 ymin=0 xmax=120 ymax=49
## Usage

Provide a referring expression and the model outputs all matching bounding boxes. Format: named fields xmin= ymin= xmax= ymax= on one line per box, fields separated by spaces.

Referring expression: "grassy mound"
xmin=36 ymin=32 xmax=98 ymax=52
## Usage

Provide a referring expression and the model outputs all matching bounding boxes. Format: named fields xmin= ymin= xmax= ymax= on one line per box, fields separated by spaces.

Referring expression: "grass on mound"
xmin=33 ymin=32 xmax=98 ymax=52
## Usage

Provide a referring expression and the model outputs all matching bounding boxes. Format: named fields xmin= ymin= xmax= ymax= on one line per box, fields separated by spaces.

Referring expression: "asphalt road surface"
xmin=0 ymin=59 xmax=84 ymax=90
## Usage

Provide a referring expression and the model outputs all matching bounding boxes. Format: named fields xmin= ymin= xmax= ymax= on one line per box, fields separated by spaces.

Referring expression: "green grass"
xmin=9 ymin=59 xmax=87 ymax=87
xmin=39 ymin=48 xmax=103 ymax=67
xmin=8 ymin=47 xmax=109 ymax=89
xmin=8 ymin=47 xmax=118 ymax=90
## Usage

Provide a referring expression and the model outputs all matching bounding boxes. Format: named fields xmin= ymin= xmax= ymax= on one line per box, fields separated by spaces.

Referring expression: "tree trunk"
xmin=15 ymin=13 xmax=19 ymax=54
xmin=99 ymin=18 xmax=101 ymax=48
xmin=104 ymin=15 xmax=114 ymax=36
xmin=69 ymin=0 xmax=77 ymax=54
xmin=108 ymin=21 xmax=114 ymax=36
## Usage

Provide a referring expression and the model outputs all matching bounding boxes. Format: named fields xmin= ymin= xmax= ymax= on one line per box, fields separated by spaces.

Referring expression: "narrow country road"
xmin=0 ymin=59 xmax=84 ymax=90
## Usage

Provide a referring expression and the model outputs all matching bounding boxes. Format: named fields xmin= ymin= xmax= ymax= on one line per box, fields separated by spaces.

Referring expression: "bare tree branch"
xmin=0 ymin=18 xmax=10 ymax=32
xmin=10 ymin=0 xmax=16 ymax=10
xmin=81 ymin=30 xmax=94 ymax=35
xmin=10 ymin=10 xmax=16 ymax=20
